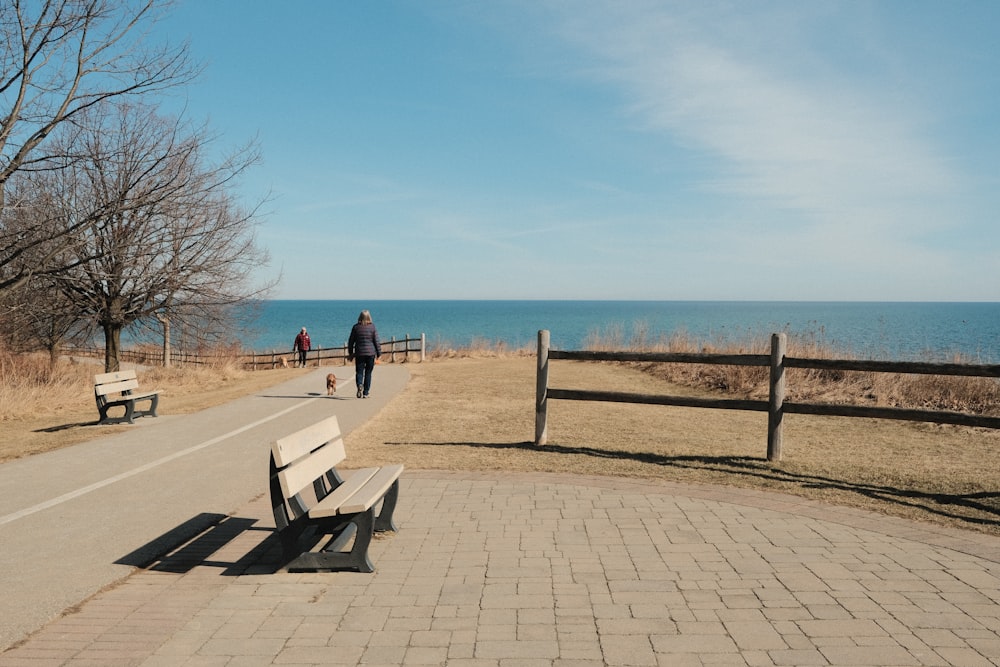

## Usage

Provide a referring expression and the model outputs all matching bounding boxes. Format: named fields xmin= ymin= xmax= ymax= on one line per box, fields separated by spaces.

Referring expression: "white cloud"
xmin=548 ymin=2 xmax=959 ymax=234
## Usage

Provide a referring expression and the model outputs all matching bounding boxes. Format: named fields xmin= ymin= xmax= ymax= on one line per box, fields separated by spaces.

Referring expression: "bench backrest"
xmin=94 ymin=370 xmax=140 ymax=398
xmin=271 ymin=415 xmax=347 ymax=504
xmin=95 ymin=369 xmax=138 ymax=385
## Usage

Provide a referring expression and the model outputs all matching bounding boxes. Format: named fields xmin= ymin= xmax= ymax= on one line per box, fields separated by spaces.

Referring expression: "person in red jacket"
xmin=293 ymin=327 xmax=311 ymax=367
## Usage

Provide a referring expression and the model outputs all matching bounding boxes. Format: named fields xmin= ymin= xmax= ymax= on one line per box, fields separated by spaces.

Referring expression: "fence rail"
xmin=70 ymin=333 xmax=426 ymax=369
xmin=535 ymin=330 xmax=1000 ymax=461
xmin=245 ymin=334 xmax=425 ymax=370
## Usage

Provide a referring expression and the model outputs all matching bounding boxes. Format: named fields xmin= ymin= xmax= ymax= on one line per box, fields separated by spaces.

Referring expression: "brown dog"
xmin=326 ymin=373 xmax=337 ymax=395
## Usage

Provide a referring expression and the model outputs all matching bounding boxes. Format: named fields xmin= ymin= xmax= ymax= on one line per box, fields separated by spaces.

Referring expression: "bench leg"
xmin=374 ymin=479 xmax=401 ymax=533
xmin=97 ymin=400 xmax=135 ymax=425
xmin=277 ymin=522 xmax=307 ymax=564
xmin=134 ymin=393 xmax=159 ymax=418
xmin=283 ymin=510 xmax=376 ymax=573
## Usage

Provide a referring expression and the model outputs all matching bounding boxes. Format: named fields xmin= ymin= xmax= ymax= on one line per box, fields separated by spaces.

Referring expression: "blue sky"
xmin=159 ymin=1 xmax=1000 ymax=301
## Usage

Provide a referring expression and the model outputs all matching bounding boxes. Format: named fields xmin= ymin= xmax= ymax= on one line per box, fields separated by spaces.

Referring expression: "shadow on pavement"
xmin=116 ymin=512 xmax=283 ymax=576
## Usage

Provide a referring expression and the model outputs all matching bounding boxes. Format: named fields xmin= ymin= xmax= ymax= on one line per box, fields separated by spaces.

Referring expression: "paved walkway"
xmin=0 ymin=364 xmax=410 ymax=653
xmin=2 ymin=369 xmax=1000 ymax=666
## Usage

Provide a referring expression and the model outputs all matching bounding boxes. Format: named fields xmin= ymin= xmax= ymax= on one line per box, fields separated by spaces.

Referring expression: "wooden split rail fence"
xmin=534 ymin=330 xmax=1000 ymax=462
xmin=72 ymin=333 xmax=426 ymax=369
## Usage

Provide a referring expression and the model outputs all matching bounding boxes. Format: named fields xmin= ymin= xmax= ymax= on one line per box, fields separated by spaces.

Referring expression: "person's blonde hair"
xmin=357 ymin=310 xmax=372 ymax=325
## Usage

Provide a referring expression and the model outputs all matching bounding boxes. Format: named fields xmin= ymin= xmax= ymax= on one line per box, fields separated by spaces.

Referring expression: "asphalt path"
xmin=0 ymin=364 xmax=409 ymax=651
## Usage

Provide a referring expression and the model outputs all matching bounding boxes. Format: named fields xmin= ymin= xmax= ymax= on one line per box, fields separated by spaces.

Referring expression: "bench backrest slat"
xmin=94 ymin=370 xmax=138 ymax=385
xmin=271 ymin=415 xmax=347 ymax=501
xmin=95 ymin=379 xmax=140 ymax=396
xmin=271 ymin=415 xmax=343 ymax=467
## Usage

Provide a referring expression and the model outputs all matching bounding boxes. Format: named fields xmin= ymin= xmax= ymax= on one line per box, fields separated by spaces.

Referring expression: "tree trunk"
xmin=47 ymin=340 xmax=60 ymax=377
xmin=104 ymin=323 xmax=122 ymax=372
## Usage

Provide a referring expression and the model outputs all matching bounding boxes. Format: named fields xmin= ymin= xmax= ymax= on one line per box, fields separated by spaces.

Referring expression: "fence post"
xmin=420 ymin=333 xmax=426 ymax=362
xmin=535 ymin=329 xmax=550 ymax=445
xmin=390 ymin=336 xmax=396 ymax=363
xmin=160 ymin=316 xmax=171 ymax=368
xmin=767 ymin=332 xmax=787 ymax=462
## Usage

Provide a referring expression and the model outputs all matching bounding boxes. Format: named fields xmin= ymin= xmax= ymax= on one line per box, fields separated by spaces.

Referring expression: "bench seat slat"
xmin=309 ymin=467 xmax=378 ymax=518
xmin=310 ymin=464 xmax=404 ymax=518
xmin=337 ymin=464 xmax=404 ymax=515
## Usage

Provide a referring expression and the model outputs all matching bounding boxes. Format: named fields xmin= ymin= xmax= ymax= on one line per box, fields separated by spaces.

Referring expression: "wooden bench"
xmin=94 ymin=370 xmax=160 ymax=425
xmin=269 ymin=415 xmax=403 ymax=573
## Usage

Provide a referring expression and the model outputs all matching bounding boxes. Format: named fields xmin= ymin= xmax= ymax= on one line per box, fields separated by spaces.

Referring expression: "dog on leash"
xmin=326 ymin=373 xmax=337 ymax=395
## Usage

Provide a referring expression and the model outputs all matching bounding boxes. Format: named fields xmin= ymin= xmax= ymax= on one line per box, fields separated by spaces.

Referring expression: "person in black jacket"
xmin=347 ymin=310 xmax=381 ymax=398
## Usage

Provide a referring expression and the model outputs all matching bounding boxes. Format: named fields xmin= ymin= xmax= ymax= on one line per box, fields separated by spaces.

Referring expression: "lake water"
xmin=240 ymin=300 xmax=1000 ymax=363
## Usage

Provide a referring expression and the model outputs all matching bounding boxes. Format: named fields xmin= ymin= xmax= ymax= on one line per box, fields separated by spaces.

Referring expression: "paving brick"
xmin=474 ymin=639 xmax=559 ymax=660
xmin=600 ymin=634 xmax=656 ymax=665
xmin=818 ymin=644 xmax=920 ymax=665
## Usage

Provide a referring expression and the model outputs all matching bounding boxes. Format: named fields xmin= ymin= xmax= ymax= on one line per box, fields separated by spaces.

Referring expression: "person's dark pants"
xmin=297 ymin=350 xmax=307 ymax=367
xmin=355 ymin=355 xmax=376 ymax=396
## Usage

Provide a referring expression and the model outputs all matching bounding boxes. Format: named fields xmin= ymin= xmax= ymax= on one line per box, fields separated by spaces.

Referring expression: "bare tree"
xmin=0 ymin=0 xmax=196 ymax=295
xmin=0 ymin=165 xmax=98 ymax=366
xmin=40 ymin=100 xmax=271 ymax=372
xmin=0 ymin=273 xmax=95 ymax=373
xmin=0 ymin=150 xmax=108 ymax=299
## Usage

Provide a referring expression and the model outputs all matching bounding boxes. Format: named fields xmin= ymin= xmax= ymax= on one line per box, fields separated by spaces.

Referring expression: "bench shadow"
xmin=116 ymin=512 xmax=283 ymax=576
xmin=389 ymin=440 xmax=1000 ymax=531
xmin=35 ymin=420 xmax=103 ymax=432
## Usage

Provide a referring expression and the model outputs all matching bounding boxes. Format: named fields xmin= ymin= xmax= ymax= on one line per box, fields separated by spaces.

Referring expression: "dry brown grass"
xmin=0 ymin=352 xmax=301 ymax=462
xmin=2 ymin=350 xmax=998 ymax=537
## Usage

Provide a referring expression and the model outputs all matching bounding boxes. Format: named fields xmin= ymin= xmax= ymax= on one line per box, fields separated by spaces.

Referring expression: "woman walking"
xmin=347 ymin=310 xmax=381 ymax=398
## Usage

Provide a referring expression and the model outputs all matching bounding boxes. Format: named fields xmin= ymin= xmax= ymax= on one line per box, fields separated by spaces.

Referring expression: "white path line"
xmin=0 ymin=398 xmax=320 ymax=527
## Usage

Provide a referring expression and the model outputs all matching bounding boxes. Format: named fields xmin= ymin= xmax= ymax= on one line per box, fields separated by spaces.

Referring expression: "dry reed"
xmin=583 ymin=327 xmax=1000 ymax=416
xmin=0 ymin=352 xmax=97 ymax=422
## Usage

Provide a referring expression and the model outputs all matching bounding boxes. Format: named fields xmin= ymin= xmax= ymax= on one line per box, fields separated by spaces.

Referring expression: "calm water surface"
xmin=239 ymin=300 xmax=1000 ymax=363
